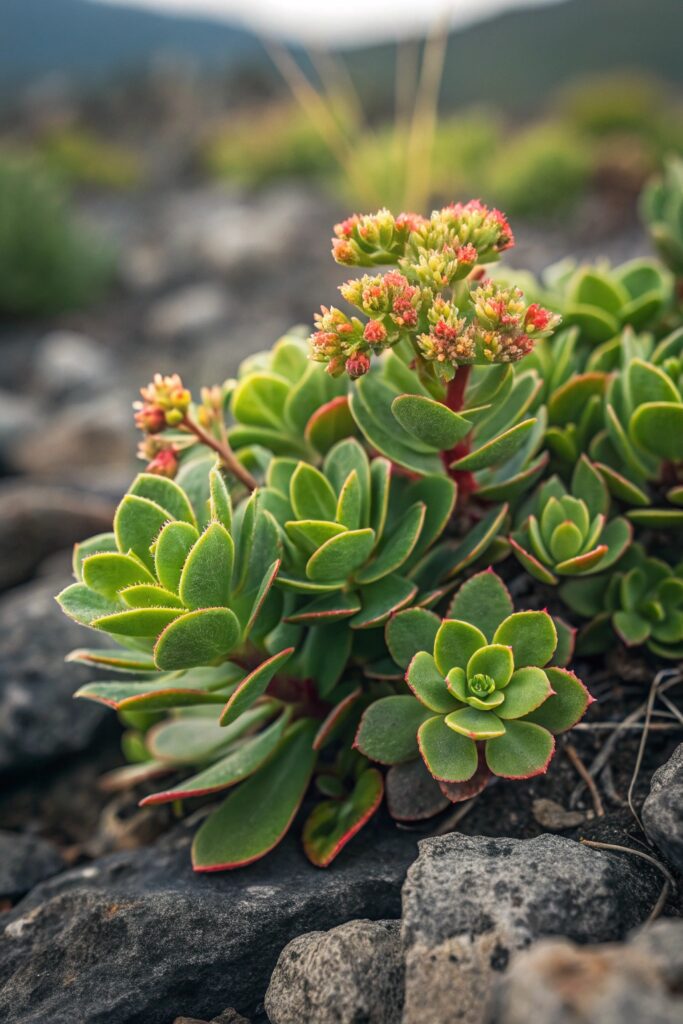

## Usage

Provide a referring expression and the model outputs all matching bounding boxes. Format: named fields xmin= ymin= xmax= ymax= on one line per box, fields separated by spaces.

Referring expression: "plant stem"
xmin=445 ymin=364 xmax=471 ymax=412
xmin=184 ymin=417 xmax=257 ymax=491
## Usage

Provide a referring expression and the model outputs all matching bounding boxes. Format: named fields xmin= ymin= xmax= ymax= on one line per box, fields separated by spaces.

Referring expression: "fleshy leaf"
xmin=497 ymin=666 xmax=552 ymax=719
xmin=524 ymin=667 xmax=592 ymax=733
xmin=154 ymin=521 xmax=199 ymax=593
xmin=289 ymin=463 xmax=338 ymax=521
xmin=146 ymin=702 xmax=272 ymax=765
xmin=493 ymin=611 xmax=557 ymax=668
xmin=192 ymin=719 xmax=318 ymax=871
xmin=220 ymin=647 xmax=294 ymax=726
xmin=82 ymin=553 xmax=155 ymax=600
xmin=417 ymin=715 xmax=478 ymax=782
xmin=354 ymin=503 xmax=425 ymax=584
xmin=445 ymin=707 xmax=506 ymax=739
xmin=114 ymin=495 xmax=171 ymax=571
xmin=302 ymin=768 xmax=383 ymax=868
xmin=178 ymin=523 xmax=234 ymax=609
xmin=57 ymin=582 xmax=123 ymax=626
xmin=351 ymin=574 xmax=416 ymax=629
xmin=93 ymin=607 xmax=182 ymax=637
xmin=392 ymin=393 xmax=473 ymax=448
xmin=154 ymin=608 xmax=241 ymax=670
xmin=434 ymin=620 xmax=487 ymax=675
xmin=485 ymin=720 xmax=555 ymax=778
xmin=306 ymin=529 xmax=375 ymax=583
xmin=449 ymin=419 xmax=536 ymax=471
xmin=466 ymin=644 xmax=514 ymax=689
xmin=406 ymin=652 xmax=461 ymax=713
xmin=448 ymin=570 xmax=513 ymax=641
xmin=130 ymin=473 xmax=196 ymax=526
xmin=386 ymin=607 xmax=441 ymax=669
xmin=354 ymin=695 xmax=431 ymax=764
xmin=142 ymin=709 xmax=291 ymax=804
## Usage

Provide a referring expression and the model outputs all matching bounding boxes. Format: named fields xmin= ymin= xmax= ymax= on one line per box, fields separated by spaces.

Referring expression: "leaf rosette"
xmin=355 ymin=570 xmax=592 ymax=785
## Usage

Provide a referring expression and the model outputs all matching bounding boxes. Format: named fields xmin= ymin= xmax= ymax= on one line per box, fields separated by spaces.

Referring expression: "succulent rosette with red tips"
xmin=355 ymin=571 xmax=592 ymax=786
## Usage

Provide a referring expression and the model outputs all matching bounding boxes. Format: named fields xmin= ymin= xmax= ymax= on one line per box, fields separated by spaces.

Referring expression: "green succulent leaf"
xmin=447 ymin=570 xmax=513 ymax=641
xmin=306 ymin=528 xmax=376 ymax=583
xmin=114 ymin=495 xmax=171 ymax=571
xmin=406 ymin=652 xmax=462 ymax=713
xmin=178 ymin=523 xmax=234 ymax=609
xmin=493 ymin=612 xmax=557 ymax=668
xmin=154 ymin=608 xmax=241 ymax=670
xmin=142 ymin=708 xmax=292 ymax=804
xmin=434 ymin=620 xmax=487 ymax=675
xmin=145 ymin=702 xmax=271 ymax=764
xmin=631 ymin=402 xmax=683 ymax=461
xmin=220 ymin=647 xmax=294 ymax=726
xmin=386 ymin=607 xmax=441 ymax=669
xmin=209 ymin=465 xmax=233 ymax=531
xmin=524 ymin=667 xmax=592 ymax=733
xmin=355 ymin=502 xmax=425 ymax=584
xmin=154 ymin=521 xmax=199 ymax=593
xmin=354 ymin=695 xmax=431 ymax=764
xmin=449 ymin=419 xmax=536 ymax=472
xmin=192 ymin=719 xmax=318 ymax=871
xmin=302 ymin=768 xmax=384 ymax=868
xmin=445 ymin=707 xmax=506 ymax=740
xmin=290 ymin=463 xmax=338 ymax=521
xmin=497 ymin=666 xmax=552 ymax=719
xmin=130 ymin=473 xmax=196 ymax=526
xmin=82 ymin=552 xmax=155 ymax=600
xmin=350 ymin=574 xmax=416 ymax=629
xmin=467 ymin=644 xmax=514 ymax=689
xmin=418 ymin=715 xmax=478 ymax=782
xmin=392 ymin=393 xmax=473 ymax=449
xmin=485 ymin=720 xmax=554 ymax=778
xmin=93 ymin=607 xmax=182 ymax=637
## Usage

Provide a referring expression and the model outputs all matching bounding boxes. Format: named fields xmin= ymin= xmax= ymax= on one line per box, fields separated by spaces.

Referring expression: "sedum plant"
xmin=56 ymin=186 xmax=683 ymax=873
xmin=355 ymin=571 xmax=591 ymax=785
xmin=510 ymin=456 xmax=632 ymax=585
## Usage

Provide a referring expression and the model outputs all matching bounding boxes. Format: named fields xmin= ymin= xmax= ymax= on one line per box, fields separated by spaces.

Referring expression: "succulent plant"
xmin=541 ymin=257 xmax=672 ymax=343
xmin=562 ymin=544 xmax=683 ymax=659
xmin=640 ymin=156 xmax=683 ymax=277
xmin=260 ymin=437 xmax=455 ymax=628
xmin=58 ymin=468 xmax=284 ymax=673
xmin=510 ymin=456 xmax=632 ymax=584
xmin=355 ymin=570 xmax=591 ymax=785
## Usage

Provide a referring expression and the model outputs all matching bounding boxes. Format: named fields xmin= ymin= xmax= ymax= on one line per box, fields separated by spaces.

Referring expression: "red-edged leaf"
xmin=313 ymin=687 xmax=363 ymax=751
xmin=302 ymin=768 xmax=383 ymax=868
xmin=219 ymin=647 xmax=294 ymax=726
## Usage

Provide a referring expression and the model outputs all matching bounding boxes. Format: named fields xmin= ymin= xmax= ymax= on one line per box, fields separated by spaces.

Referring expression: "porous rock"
xmin=0 ymin=817 xmax=417 ymax=1024
xmin=642 ymin=743 xmax=683 ymax=873
xmin=0 ymin=831 xmax=66 ymax=902
xmin=492 ymin=917 xmax=683 ymax=1024
xmin=0 ymin=576 xmax=107 ymax=774
xmin=400 ymin=832 xmax=660 ymax=1024
xmin=265 ymin=919 xmax=403 ymax=1024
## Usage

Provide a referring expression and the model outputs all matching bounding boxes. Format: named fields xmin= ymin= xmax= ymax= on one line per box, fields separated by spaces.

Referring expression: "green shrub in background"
xmin=484 ymin=123 xmax=592 ymax=219
xmin=39 ymin=127 xmax=143 ymax=191
xmin=431 ymin=109 xmax=502 ymax=199
xmin=0 ymin=153 xmax=113 ymax=317
xmin=203 ymin=103 xmax=337 ymax=186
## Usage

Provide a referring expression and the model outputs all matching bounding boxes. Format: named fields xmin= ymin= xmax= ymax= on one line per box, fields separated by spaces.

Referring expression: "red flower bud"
xmin=345 ymin=353 xmax=371 ymax=379
xmin=146 ymin=447 xmax=179 ymax=478
xmin=134 ymin=404 xmax=166 ymax=434
xmin=363 ymin=319 xmax=388 ymax=344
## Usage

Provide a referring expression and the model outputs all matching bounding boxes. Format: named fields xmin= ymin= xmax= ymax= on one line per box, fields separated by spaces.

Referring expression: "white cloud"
xmin=93 ymin=0 xmax=560 ymax=45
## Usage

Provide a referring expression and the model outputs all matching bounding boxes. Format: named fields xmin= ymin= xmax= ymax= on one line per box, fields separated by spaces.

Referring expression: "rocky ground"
xmin=0 ymin=181 xmax=681 ymax=1023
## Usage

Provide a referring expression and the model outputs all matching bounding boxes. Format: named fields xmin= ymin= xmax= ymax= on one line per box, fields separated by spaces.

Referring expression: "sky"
xmin=95 ymin=0 xmax=561 ymax=45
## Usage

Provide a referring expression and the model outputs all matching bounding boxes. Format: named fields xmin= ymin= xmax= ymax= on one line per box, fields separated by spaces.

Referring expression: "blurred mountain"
xmin=1 ymin=0 xmax=263 ymax=85
xmin=2 ymin=0 xmax=682 ymax=111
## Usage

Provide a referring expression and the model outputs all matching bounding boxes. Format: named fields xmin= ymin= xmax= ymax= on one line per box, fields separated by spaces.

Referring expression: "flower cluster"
xmin=407 ymin=200 xmax=514 ymax=265
xmin=332 ymin=208 xmax=426 ymax=266
xmin=136 ymin=435 xmax=180 ymax=478
xmin=339 ymin=270 xmax=423 ymax=337
xmin=134 ymin=373 xmax=191 ymax=432
xmin=310 ymin=306 xmax=370 ymax=377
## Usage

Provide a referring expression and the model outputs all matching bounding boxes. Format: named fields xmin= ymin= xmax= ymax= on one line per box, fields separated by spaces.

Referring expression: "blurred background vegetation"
xmin=1 ymin=0 xmax=682 ymax=317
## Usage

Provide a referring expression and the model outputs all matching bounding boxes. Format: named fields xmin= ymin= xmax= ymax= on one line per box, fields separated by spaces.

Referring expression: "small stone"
xmin=0 ymin=576 xmax=107 ymax=774
xmin=210 ymin=1011 xmax=251 ymax=1024
xmin=492 ymin=918 xmax=683 ymax=1024
xmin=0 ymin=481 xmax=114 ymax=591
xmin=642 ymin=743 xmax=683 ymax=873
xmin=385 ymin=760 xmax=449 ymax=821
xmin=0 ymin=819 xmax=417 ymax=1023
xmin=265 ymin=919 xmax=403 ymax=1024
xmin=400 ymin=833 xmax=660 ymax=1024
xmin=146 ymin=284 xmax=231 ymax=340
xmin=0 ymin=831 xmax=65 ymax=902
xmin=32 ymin=331 xmax=112 ymax=401
xmin=532 ymin=798 xmax=588 ymax=831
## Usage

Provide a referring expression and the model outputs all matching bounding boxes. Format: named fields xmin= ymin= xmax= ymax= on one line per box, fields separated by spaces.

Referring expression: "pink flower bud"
xmin=363 ymin=319 xmax=388 ymax=344
xmin=345 ymin=353 xmax=371 ymax=379
xmin=524 ymin=303 xmax=553 ymax=332
xmin=134 ymin=404 xmax=166 ymax=434
xmin=146 ymin=447 xmax=179 ymax=478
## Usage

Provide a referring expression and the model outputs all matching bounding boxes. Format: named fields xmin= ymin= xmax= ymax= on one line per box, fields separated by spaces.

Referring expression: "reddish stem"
xmin=183 ymin=416 xmax=257 ymax=491
xmin=442 ymin=365 xmax=478 ymax=498
xmin=445 ymin=364 xmax=472 ymax=412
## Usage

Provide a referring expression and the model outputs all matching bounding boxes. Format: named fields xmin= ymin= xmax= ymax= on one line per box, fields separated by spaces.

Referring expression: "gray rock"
xmin=32 ymin=331 xmax=112 ymax=401
xmin=0 ymin=817 xmax=417 ymax=1024
xmin=492 ymin=918 xmax=683 ymax=1024
xmin=642 ymin=743 xmax=683 ymax=873
xmin=0 ymin=391 xmax=40 ymax=463
xmin=14 ymin=393 xmax=134 ymax=480
xmin=0 ymin=831 xmax=66 ymax=902
xmin=0 ymin=481 xmax=114 ymax=590
xmin=145 ymin=283 xmax=232 ymax=340
xmin=400 ymin=833 xmax=660 ymax=1024
xmin=265 ymin=919 xmax=403 ymax=1024
xmin=0 ymin=575 xmax=107 ymax=774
